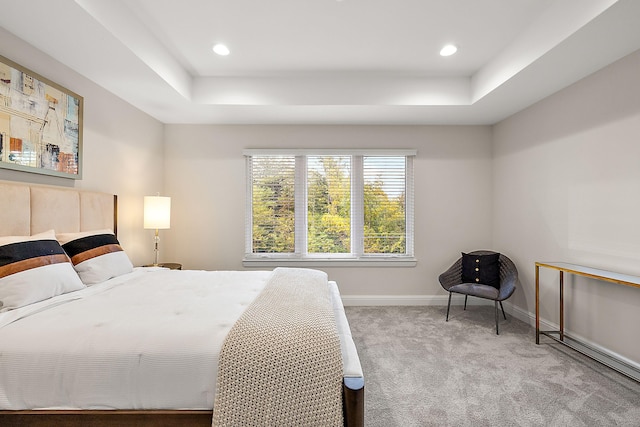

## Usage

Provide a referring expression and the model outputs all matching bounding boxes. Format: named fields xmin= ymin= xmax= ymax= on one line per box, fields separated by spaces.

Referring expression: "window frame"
xmin=243 ymin=149 xmax=417 ymax=267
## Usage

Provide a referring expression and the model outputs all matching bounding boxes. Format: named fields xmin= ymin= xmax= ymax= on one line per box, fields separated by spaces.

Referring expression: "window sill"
xmin=242 ymin=257 xmax=417 ymax=268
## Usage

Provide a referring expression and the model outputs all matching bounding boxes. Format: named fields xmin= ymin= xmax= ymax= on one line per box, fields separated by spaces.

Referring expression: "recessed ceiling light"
xmin=213 ymin=44 xmax=230 ymax=56
xmin=440 ymin=44 xmax=458 ymax=57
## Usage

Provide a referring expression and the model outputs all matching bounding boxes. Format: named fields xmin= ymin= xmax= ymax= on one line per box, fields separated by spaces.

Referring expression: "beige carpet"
xmin=344 ymin=305 xmax=640 ymax=426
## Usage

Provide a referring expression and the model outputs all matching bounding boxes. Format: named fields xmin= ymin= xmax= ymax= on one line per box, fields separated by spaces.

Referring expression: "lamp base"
xmin=142 ymin=262 xmax=182 ymax=270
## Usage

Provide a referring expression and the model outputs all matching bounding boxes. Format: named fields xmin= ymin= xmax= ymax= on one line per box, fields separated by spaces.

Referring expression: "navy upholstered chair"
xmin=438 ymin=250 xmax=517 ymax=334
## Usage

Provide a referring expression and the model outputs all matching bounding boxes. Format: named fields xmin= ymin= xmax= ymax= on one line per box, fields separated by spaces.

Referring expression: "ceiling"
xmin=1 ymin=0 xmax=639 ymax=125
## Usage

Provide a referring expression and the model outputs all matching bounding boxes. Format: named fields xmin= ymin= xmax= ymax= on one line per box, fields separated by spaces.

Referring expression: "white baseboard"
xmin=341 ymin=294 xmax=494 ymax=307
xmin=507 ymin=304 xmax=640 ymax=372
xmin=348 ymin=295 xmax=640 ymax=373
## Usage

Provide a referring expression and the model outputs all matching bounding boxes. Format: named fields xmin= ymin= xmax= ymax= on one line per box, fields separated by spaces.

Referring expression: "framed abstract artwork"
xmin=0 ymin=54 xmax=82 ymax=179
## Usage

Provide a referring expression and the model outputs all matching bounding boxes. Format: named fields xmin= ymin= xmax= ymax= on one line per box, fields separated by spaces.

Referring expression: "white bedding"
xmin=0 ymin=267 xmax=362 ymax=411
xmin=0 ymin=267 xmax=269 ymax=410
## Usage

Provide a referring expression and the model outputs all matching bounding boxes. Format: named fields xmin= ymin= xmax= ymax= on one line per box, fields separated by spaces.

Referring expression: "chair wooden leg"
xmin=446 ymin=292 xmax=452 ymax=321
xmin=499 ymin=301 xmax=507 ymax=320
xmin=495 ymin=301 xmax=499 ymax=335
xmin=463 ymin=295 xmax=468 ymax=310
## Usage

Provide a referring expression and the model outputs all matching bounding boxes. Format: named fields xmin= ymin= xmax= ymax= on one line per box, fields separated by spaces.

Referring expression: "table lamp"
xmin=144 ymin=195 xmax=171 ymax=266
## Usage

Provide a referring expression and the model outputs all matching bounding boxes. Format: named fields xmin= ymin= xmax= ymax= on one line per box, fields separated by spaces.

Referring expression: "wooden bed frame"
xmin=0 ymin=181 xmax=364 ymax=427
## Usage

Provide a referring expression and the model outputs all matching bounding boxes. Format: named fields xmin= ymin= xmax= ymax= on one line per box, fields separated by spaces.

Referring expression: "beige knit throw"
xmin=212 ymin=268 xmax=344 ymax=427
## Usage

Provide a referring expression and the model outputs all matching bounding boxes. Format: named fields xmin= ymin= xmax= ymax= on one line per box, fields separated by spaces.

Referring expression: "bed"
xmin=0 ymin=181 xmax=364 ymax=427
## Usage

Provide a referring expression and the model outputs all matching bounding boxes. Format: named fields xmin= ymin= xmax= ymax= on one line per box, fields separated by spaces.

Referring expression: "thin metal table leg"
xmin=560 ymin=271 xmax=564 ymax=341
xmin=536 ymin=265 xmax=540 ymax=344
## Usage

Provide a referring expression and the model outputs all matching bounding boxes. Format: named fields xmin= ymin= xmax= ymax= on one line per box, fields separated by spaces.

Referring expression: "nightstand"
xmin=143 ymin=262 xmax=182 ymax=270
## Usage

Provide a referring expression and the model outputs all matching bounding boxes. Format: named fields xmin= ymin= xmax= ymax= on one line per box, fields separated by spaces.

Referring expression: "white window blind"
xmin=248 ymin=155 xmax=296 ymax=253
xmin=307 ymin=155 xmax=351 ymax=254
xmin=362 ymin=156 xmax=408 ymax=254
xmin=245 ymin=150 xmax=415 ymax=265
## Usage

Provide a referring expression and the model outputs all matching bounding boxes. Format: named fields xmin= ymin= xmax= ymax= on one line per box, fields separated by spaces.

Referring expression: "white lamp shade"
xmin=144 ymin=196 xmax=171 ymax=229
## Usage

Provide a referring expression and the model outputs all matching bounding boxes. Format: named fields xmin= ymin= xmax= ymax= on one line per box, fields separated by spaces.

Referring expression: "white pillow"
xmin=0 ymin=230 xmax=85 ymax=312
xmin=57 ymin=229 xmax=133 ymax=285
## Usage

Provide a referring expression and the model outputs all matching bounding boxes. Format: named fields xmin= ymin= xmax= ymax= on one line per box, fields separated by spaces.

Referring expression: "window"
xmin=244 ymin=149 xmax=416 ymax=266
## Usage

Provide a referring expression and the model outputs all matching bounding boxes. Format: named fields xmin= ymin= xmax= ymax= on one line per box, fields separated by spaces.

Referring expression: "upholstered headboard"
xmin=0 ymin=181 xmax=116 ymax=237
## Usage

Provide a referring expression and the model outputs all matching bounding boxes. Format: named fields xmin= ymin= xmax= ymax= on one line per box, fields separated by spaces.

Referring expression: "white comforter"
xmin=0 ymin=268 xmax=270 ymax=410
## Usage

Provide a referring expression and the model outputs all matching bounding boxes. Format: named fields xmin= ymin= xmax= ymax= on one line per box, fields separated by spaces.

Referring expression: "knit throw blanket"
xmin=212 ymin=268 xmax=344 ymax=427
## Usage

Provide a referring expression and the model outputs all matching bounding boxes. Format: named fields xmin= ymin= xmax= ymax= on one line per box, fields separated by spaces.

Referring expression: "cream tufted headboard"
xmin=0 ymin=181 xmax=116 ymax=237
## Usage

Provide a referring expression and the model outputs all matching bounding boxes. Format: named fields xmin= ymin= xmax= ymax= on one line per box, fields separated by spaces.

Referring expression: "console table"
xmin=535 ymin=262 xmax=640 ymax=382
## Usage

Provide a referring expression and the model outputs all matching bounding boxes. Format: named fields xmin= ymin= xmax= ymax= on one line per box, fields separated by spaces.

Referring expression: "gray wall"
xmin=0 ymin=27 xmax=165 ymax=266
xmin=493 ymin=48 xmax=640 ymax=364
xmin=162 ymin=124 xmax=493 ymax=299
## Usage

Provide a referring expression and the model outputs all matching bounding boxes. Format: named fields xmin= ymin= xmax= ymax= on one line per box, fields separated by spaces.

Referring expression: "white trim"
xmin=244 ymin=156 xmax=253 ymax=255
xmin=245 ymin=152 xmax=414 ymax=259
xmin=340 ymin=294 xmax=493 ymax=306
xmin=507 ymin=303 xmax=538 ymax=327
xmin=508 ymin=304 xmax=640 ymax=372
xmin=351 ymin=155 xmax=364 ymax=256
xmin=405 ymin=157 xmax=414 ymax=255
xmin=294 ymin=155 xmax=307 ymax=255
xmin=242 ymin=257 xmax=417 ymax=268
xmin=244 ymin=148 xmax=417 ymax=156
